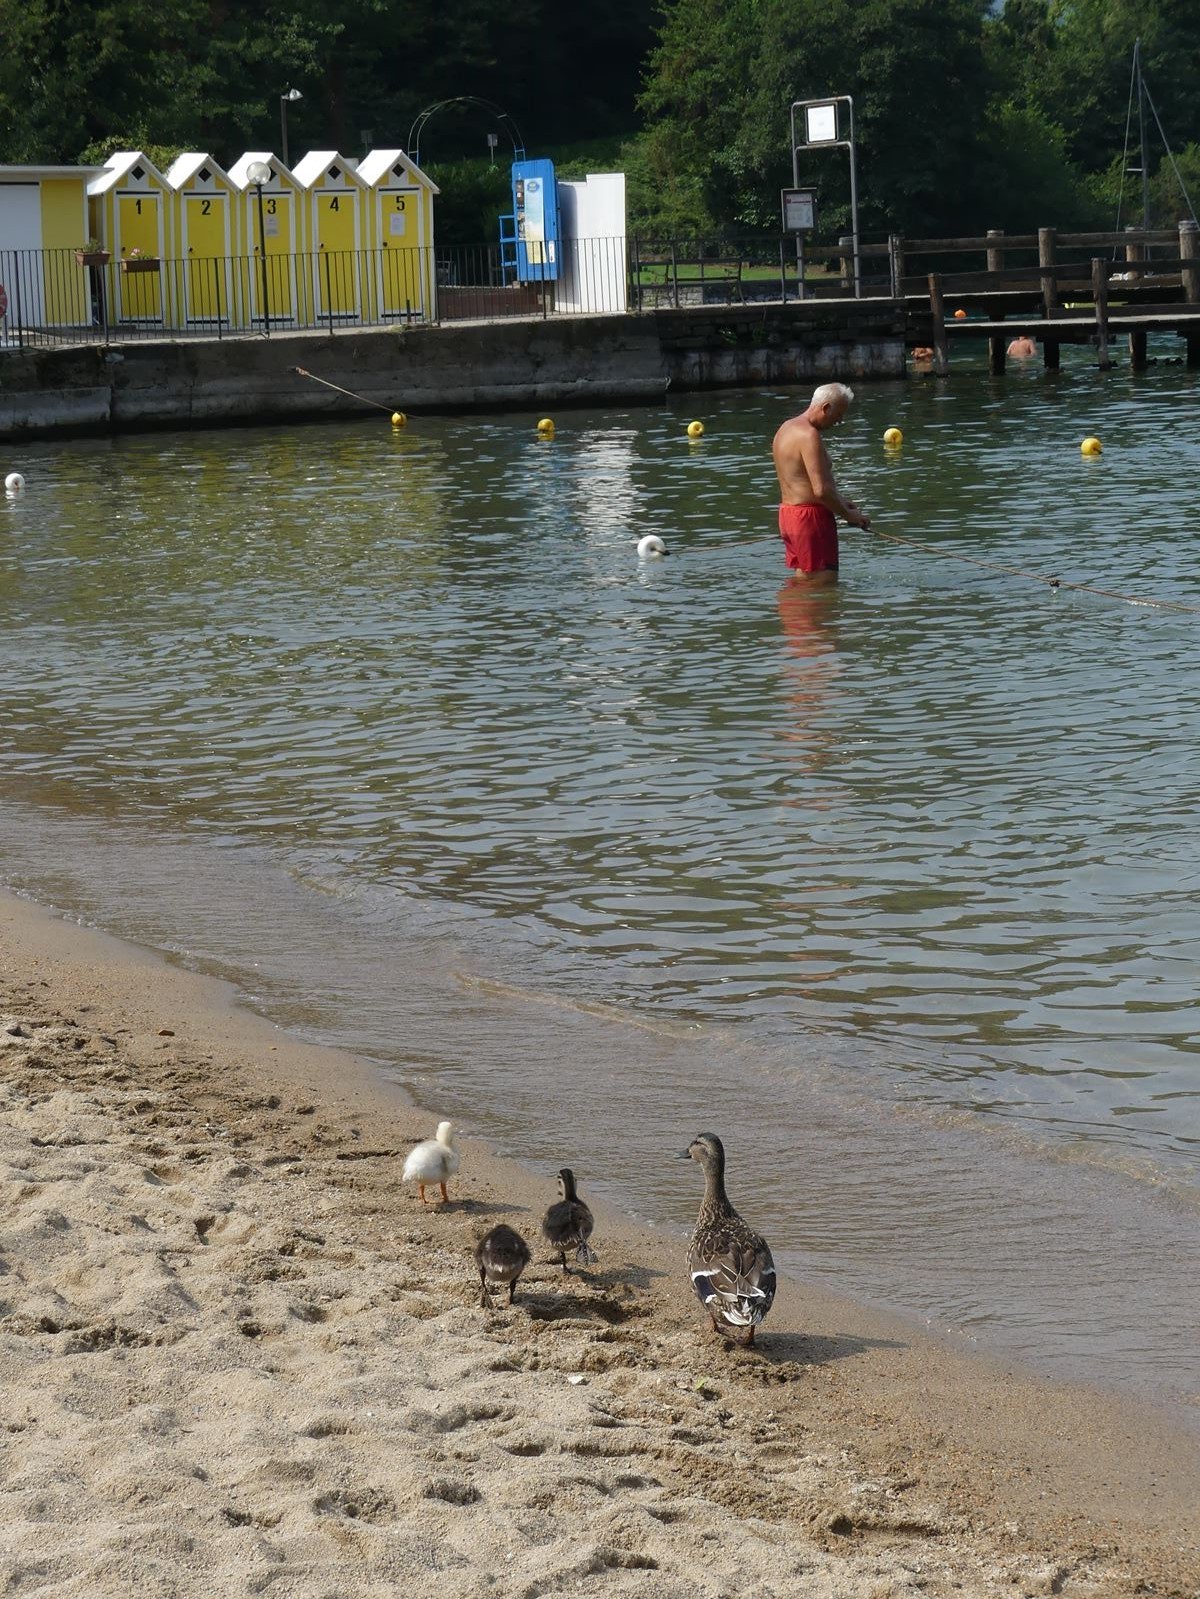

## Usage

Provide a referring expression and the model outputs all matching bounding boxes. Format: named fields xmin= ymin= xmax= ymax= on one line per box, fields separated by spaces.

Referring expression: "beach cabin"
xmin=290 ymin=151 xmax=370 ymax=323
xmin=0 ymin=164 xmax=102 ymax=337
xmin=165 ymin=153 xmax=237 ymax=331
xmin=228 ymin=153 xmax=304 ymax=330
xmin=88 ymin=152 xmax=173 ymax=327
xmin=356 ymin=149 xmax=438 ymax=323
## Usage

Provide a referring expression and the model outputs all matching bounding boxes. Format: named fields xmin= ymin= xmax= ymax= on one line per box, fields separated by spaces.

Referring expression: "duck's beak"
xmin=675 ymin=1146 xmax=693 ymax=1160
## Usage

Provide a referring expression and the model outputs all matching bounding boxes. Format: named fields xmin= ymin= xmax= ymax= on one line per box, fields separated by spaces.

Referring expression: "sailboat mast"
xmin=1135 ymin=37 xmax=1151 ymax=231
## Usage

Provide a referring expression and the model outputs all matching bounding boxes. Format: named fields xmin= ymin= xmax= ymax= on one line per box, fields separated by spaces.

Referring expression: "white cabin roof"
xmin=165 ymin=152 xmax=232 ymax=189
xmin=289 ymin=150 xmax=367 ymax=189
xmin=227 ymin=152 xmax=297 ymax=190
xmin=356 ymin=148 xmax=439 ymax=193
xmin=0 ymin=164 xmax=104 ymax=181
xmin=87 ymin=151 xmax=168 ymax=196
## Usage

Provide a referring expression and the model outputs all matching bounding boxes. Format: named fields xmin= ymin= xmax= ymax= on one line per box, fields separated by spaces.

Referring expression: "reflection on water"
xmin=2 ymin=363 xmax=1200 ymax=1402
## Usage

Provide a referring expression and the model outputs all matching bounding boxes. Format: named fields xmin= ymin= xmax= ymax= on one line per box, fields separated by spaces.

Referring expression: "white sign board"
xmin=782 ymin=188 xmax=816 ymax=232
xmin=805 ymin=104 xmax=838 ymax=144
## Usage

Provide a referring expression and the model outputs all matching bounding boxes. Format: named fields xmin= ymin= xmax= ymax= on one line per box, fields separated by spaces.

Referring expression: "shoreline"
xmin=2 ymin=884 xmax=1198 ymax=1597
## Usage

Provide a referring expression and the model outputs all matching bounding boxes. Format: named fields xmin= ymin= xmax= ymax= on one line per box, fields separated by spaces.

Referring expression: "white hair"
xmin=811 ymin=382 xmax=854 ymax=410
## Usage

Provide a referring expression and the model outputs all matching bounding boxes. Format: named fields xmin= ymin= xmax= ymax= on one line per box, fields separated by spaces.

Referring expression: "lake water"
xmin=2 ymin=351 xmax=1198 ymax=1407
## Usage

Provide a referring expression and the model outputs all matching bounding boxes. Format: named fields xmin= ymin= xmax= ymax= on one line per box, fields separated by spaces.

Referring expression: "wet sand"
xmin=2 ymin=886 xmax=1198 ymax=1598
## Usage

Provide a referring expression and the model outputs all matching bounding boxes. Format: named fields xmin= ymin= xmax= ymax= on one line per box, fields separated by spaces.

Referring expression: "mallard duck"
xmin=402 ymin=1120 xmax=459 ymax=1205
xmin=678 ymin=1132 xmax=775 ymax=1346
xmin=474 ymin=1224 xmax=532 ymax=1307
xmin=541 ymin=1167 xmax=597 ymax=1271
xmin=637 ymin=534 xmax=670 ymax=559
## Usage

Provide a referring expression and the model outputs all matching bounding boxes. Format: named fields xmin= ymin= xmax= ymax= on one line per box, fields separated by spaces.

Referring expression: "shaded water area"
xmin=2 ymin=354 xmax=1199 ymax=1407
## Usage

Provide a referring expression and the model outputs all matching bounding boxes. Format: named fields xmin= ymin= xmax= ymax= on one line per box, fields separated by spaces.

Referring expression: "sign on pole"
xmin=790 ymin=95 xmax=861 ymax=297
xmin=781 ymin=188 xmax=817 ymax=233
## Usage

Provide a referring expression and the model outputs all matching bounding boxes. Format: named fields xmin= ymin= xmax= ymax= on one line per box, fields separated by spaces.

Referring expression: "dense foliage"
xmin=1 ymin=0 xmax=1196 ymax=241
xmin=632 ymin=0 xmax=1200 ymax=236
xmin=0 ymin=0 xmax=653 ymax=167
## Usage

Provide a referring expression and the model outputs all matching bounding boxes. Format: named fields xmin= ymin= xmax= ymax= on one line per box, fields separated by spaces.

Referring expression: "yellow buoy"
xmin=391 ymin=411 xmax=407 ymax=427
xmin=954 ymin=308 xmax=968 ymax=320
xmin=537 ymin=417 xmax=555 ymax=435
xmin=687 ymin=420 xmax=705 ymax=438
xmin=1080 ymin=436 xmax=1103 ymax=456
xmin=883 ymin=427 xmax=903 ymax=448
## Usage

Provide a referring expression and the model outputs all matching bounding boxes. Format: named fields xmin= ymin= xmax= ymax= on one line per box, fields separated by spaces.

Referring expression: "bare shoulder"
xmin=773 ymin=414 xmax=812 ymax=453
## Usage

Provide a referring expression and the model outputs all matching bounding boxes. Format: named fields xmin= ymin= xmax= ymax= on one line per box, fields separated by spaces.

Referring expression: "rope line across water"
xmin=868 ymin=526 xmax=1200 ymax=614
xmin=291 ymin=366 xmax=398 ymax=414
xmin=281 ymin=374 xmax=1196 ymax=615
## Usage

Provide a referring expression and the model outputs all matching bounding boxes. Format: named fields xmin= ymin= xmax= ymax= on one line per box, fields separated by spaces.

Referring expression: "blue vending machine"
xmin=508 ymin=158 xmax=559 ymax=283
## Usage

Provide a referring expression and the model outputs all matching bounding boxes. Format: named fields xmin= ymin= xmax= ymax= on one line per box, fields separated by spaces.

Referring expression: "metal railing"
xmin=0 ymin=237 xmax=632 ymax=348
xmin=0 ymin=245 xmax=439 ymax=346
xmin=10 ymin=230 xmax=1184 ymax=350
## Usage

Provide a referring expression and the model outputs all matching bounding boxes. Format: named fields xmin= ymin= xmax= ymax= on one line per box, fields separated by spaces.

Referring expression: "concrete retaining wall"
xmin=0 ymin=302 xmax=905 ymax=438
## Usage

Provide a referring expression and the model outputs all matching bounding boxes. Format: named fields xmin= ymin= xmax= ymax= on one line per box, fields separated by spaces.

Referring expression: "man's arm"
xmin=797 ymin=429 xmax=870 ymax=529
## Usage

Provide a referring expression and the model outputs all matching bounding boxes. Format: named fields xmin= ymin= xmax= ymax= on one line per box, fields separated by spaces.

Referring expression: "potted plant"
xmin=121 ymin=246 xmax=161 ymax=274
xmin=75 ymin=238 xmax=110 ymax=267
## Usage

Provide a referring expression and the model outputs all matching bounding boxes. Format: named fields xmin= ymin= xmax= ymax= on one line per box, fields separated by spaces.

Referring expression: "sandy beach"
xmin=2 ymin=886 xmax=1198 ymax=1599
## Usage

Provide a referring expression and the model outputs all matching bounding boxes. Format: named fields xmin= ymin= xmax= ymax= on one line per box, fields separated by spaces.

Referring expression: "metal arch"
xmin=407 ymin=96 xmax=526 ymax=169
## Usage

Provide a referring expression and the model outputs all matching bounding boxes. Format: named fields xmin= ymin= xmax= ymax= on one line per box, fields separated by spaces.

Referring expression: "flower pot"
xmin=121 ymin=257 xmax=161 ymax=274
xmin=75 ymin=250 xmax=110 ymax=267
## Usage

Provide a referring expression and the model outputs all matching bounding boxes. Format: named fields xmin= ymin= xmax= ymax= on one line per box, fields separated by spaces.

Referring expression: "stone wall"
xmin=0 ymin=303 xmax=905 ymax=438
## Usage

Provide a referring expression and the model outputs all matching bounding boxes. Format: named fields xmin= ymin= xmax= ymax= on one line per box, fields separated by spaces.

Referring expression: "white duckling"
xmin=636 ymin=534 xmax=669 ymax=559
xmin=402 ymin=1119 xmax=459 ymax=1205
xmin=5 ymin=472 xmax=26 ymax=496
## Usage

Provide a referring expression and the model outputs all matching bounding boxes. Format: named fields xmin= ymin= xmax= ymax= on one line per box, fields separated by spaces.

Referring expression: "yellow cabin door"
xmin=314 ymin=192 xmax=358 ymax=318
xmin=116 ymin=192 xmax=163 ymax=322
xmin=378 ymin=188 xmax=423 ymax=318
xmin=249 ymin=191 xmax=295 ymax=325
xmin=182 ymin=192 xmax=230 ymax=324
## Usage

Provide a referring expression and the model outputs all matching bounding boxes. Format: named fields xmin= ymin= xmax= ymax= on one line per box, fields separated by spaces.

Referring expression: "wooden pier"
xmin=893 ymin=221 xmax=1200 ymax=374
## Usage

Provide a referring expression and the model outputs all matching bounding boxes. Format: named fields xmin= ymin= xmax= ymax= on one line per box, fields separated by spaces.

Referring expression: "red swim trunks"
xmin=778 ymin=503 xmax=838 ymax=573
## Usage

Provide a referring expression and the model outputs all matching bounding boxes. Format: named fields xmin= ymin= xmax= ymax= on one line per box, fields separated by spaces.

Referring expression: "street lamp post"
xmin=247 ymin=158 xmax=273 ymax=336
xmin=280 ymin=88 xmax=302 ymax=168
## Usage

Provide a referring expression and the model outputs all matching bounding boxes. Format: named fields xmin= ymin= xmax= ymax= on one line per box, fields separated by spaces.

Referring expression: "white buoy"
xmin=637 ymin=534 xmax=669 ymax=559
xmin=5 ymin=472 xmax=25 ymax=494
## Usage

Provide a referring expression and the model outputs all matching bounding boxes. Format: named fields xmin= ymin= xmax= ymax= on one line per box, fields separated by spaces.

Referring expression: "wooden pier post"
xmin=928 ymin=272 xmax=949 ymax=376
xmin=889 ymin=234 xmax=905 ymax=301
xmin=1038 ymin=227 xmax=1061 ymax=369
xmin=839 ymin=235 xmax=853 ymax=293
xmin=1123 ymin=227 xmax=1148 ymax=368
xmin=1182 ymin=219 xmax=1200 ymax=367
xmin=1124 ymin=225 xmax=1145 ymax=281
xmin=1092 ymin=257 xmax=1112 ymax=371
xmin=986 ymin=229 xmax=1006 ymax=374
xmin=1038 ymin=228 xmax=1059 ymax=313
xmin=1180 ymin=220 xmax=1200 ymax=303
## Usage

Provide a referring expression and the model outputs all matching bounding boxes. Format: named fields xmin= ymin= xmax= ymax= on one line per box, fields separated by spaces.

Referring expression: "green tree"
xmin=991 ymin=0 xmax=1200 ymax=177
xmin=637 ymin=0 xmax=995 ymax=237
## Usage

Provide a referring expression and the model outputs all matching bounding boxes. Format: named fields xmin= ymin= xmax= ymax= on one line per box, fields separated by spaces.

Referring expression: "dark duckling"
xmin=541 ymin=1168 xmax=597 ymax=1272
xmin=678 ymin=1132 xmax=776 ymax=1346
xmin=474 ymin=1224 xmax=532 ymax=1307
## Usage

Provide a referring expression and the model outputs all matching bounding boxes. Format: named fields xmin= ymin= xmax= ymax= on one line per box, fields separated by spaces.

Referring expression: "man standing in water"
xmin=773 ymin=382 xmax=870 ymax=581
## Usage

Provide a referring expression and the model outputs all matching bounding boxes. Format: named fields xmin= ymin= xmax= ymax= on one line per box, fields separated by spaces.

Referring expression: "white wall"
xmin=0 ymin=184 xmax=45 ymax=335
xmin=558 ymin=173 xmax=627 ymax=314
